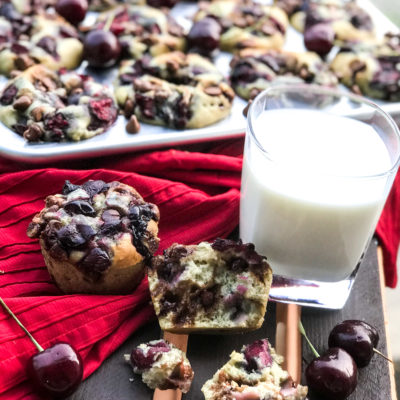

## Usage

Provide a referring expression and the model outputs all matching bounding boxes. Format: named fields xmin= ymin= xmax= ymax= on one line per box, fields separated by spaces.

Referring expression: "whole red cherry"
xmin=55 ymin=0 xmax=88 ymax=26
xmin=28 ymin=342 xmax=83 ymax=398
xmin=0 ymin=298 xmax=83 ymax=399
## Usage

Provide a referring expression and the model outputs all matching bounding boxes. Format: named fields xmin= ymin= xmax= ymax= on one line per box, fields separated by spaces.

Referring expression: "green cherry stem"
xmin=0 ymin=297 xmax=44 ymax=353
xmin=298 ymin=320 xmax=320 ymax=358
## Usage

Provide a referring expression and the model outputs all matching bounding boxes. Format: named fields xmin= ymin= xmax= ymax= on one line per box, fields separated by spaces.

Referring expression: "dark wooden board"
xmin=68 ymin=239 xmax=395 ymax=400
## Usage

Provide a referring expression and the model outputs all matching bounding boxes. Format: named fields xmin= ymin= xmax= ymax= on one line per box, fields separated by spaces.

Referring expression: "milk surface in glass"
xmin=240 ymin=109 xmax=392 ymax=282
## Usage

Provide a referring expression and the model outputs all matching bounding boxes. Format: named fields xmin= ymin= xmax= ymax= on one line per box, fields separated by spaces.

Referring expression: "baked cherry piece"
xmin=0 ymin=298 xmax=83 ymax=398
xmin=187 ymin=18 xmax=221 ymax=56
xmin=83 ymin=30 xmax=121 ymax=68
xmin=305 ymin=348 xmax=357 ymax=400
xmin=304 ymin=23 xmax=335 ymax=57
xmin=55 ymin=0 xmax=88 ymax=26
xmin=27 ymin=343 xmax=83 ymax=398
xmin=328 ymin=320 xmax=379 ymax=367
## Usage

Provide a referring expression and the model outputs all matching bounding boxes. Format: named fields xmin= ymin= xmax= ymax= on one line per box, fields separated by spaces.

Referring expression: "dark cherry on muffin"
xmin=27 ymin=179 xmax=160 ymax=294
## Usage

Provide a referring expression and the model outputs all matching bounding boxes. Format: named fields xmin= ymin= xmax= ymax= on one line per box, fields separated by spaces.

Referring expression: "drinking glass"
xmin=240 ymin=84 xmax=400 ymax=309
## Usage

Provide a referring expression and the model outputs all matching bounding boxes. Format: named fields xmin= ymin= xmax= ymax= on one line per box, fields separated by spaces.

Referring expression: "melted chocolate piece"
xmin=30 ymin=180 xmax=159 ymax=280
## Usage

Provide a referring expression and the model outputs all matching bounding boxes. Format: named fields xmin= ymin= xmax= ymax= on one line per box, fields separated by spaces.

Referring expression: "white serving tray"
xmin=0 ymin=0 xmax=399 ymax=163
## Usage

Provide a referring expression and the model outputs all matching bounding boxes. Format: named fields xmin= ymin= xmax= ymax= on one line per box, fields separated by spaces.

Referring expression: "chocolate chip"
xmin=123 ymin=98 xmax=135 ymax=118
xmin=200 ymin=290 xmax=214 ymax=308
xmin=31 ymin=107 xmax=44 ymax=122
xmin=135 ymin=93 xmax=155 ymax=119
xmin=36 ymin=36 xmax=58 ymax=57
xmin=0 ymin=85 xmax=18 ymax=105
xmin=15 ymin=54 xmax=34 ymax=70
xmin=79 ymin=247 xmax=111 ymax=274
xmin=64 ymin=200 xmax=96 ymax=217
xmin=13 ymin=95 xmax=32 ymax=111
xmin=76 ymin=224 xmax=96 ymax=240
xmin=62 ymin=180 xmax=80 ymax=195
xmin=23 ymin=124 xmax=42 ymax=142
xmin=57 ymin=225 xmax=86 ymax=248
xmin=82 ymin=180 xmax=109 ymax=198
xmin=126 ymin=115 xmax=140 ymax=134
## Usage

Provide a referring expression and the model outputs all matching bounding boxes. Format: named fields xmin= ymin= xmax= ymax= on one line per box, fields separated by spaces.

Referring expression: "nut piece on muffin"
xmin=125 ymin=339 xmax=194 ymax=393
xmin=148 ymin=239 xmax=272 ymax=333
xmin=27 ymin=179 xmax=160 ymax=294
xmin=202 ymin=338 xmax=308 ymax=400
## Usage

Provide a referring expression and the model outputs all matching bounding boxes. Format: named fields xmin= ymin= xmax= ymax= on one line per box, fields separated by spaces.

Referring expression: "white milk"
xmin=240 ymin=109 xmax=392 ymax=282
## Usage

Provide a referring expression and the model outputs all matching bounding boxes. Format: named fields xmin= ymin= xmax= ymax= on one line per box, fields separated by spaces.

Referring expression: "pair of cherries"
xmin=302 ymin=319 xmax=387 ymax=400
xmin=0 ymin=298 xmax=83 ymax=398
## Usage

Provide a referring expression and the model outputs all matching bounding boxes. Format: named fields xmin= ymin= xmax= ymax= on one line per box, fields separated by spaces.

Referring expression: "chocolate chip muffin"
xmin=115 ymin=52 xmax=235 ymax=129
xmin=331 ymin=33 xmax=400 ymax=101
xmin=125 ymin=339 xmax=194 ymax=392
xmin=0 ymin=65 xmax=118 ymax=142
xmin=202 ymin=339 xmax=308 ymax=400
xmin=193 ymin=0 xmax=288 ymax=53
xmin=93 ymin=5 xmax=185 ymax=60
xmin=27 ymin=180 xmax=160 ymax=294
xmin=230 ymin=49 xmax=338 ymax=100
xmin=148 ymin=239 xmax=272 ymax=333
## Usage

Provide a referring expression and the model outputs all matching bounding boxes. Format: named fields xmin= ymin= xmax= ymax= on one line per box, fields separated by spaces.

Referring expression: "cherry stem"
xmin=0 ymin=297 xmax=44 ymax=353
xmin=103 ymin=12 xmax=115 ymax=32
xmin=298 ymin=320 xmax=320 ymax=358
xmin=373 ymin=348 xmax=393 ymax=364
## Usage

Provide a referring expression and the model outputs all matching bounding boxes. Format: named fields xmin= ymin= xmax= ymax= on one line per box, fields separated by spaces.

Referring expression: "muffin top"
xmin=27 ymin=179 xmax=160 ymax=281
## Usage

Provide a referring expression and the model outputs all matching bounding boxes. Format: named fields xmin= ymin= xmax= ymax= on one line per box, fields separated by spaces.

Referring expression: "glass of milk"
xmin=240 ymin=84 xmax=400 ymax=309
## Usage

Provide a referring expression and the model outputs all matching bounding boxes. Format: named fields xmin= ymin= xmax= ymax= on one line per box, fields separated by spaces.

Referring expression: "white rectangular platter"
xmin=0 ymin=0 xmax=399 ymax=163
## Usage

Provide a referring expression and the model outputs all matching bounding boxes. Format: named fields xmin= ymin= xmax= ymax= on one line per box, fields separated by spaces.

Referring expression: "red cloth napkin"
xmin=0 ymin=140 xmax=398 ymax=399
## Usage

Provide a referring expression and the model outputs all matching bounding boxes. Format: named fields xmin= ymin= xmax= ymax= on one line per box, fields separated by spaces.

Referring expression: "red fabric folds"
xmin=0 ymin=140 xmax=399 ymax=399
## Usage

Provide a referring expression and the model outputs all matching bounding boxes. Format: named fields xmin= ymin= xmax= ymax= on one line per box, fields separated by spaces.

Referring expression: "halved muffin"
xmin=148 ymin=239 xmax=272 ymax=333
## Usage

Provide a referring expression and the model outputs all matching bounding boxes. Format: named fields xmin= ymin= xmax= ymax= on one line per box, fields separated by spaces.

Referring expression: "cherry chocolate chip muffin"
xmin=0 ymin=5 xmax=83 ymax=76
xmin=331 ymin=33 xmax=400 ymax=101
xmin=193 ymin=0 xmax=288 ymax=53
xmin=288 ymin=0 xmax=375 ymax=44
xmin=230 ymin=49 xmax=338 ymax=100
xmin=93 ymin=5 xmax=185 ymax=60
xmin=125 ymin=339 xmax=194 ymax=392
xmin=148 ymin=239 xmax=272 ymax=333
xmin=0 ymin=65 xmax=118 ymax=142
xmin=27 ymin=179 xmax=160 ymax=294
xmin=202 ymin=338 xmax=308 ymax=400
xmin=115 ymin=51 xmax=235 ymax=130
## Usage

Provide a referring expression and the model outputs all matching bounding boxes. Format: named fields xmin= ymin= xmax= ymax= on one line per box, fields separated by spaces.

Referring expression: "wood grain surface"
xmin=68 ymin=239 xmax=395 ymax=400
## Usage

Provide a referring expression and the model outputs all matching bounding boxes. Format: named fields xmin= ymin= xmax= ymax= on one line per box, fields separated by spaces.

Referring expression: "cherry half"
xmin=299 ymin=320 xmax=357 ymax=400
xmin=328 ymin=320 xmax=379 ymax=367
xmin=55 ymin=0 xmax=88 ymax=26
xmin=0 ymin=297 xmax=83 ymax=398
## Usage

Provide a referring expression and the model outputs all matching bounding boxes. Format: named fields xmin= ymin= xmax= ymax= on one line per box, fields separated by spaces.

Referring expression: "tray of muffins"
xmin=0 ymin=0 xmax=399 ymax=162
xmin=25 ymin=177 xmax=307 ymax=399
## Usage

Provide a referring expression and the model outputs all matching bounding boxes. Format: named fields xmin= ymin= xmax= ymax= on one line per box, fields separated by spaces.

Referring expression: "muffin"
xmin=202 ymin=339 xmax=308 ymax=400
xmin=27 ymin=179 xmax=160 ymax=294
xmin=148 ymin=239 xmax=272 ymax=333
xmin=125 ymin=339 xmax=194 ymax=392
